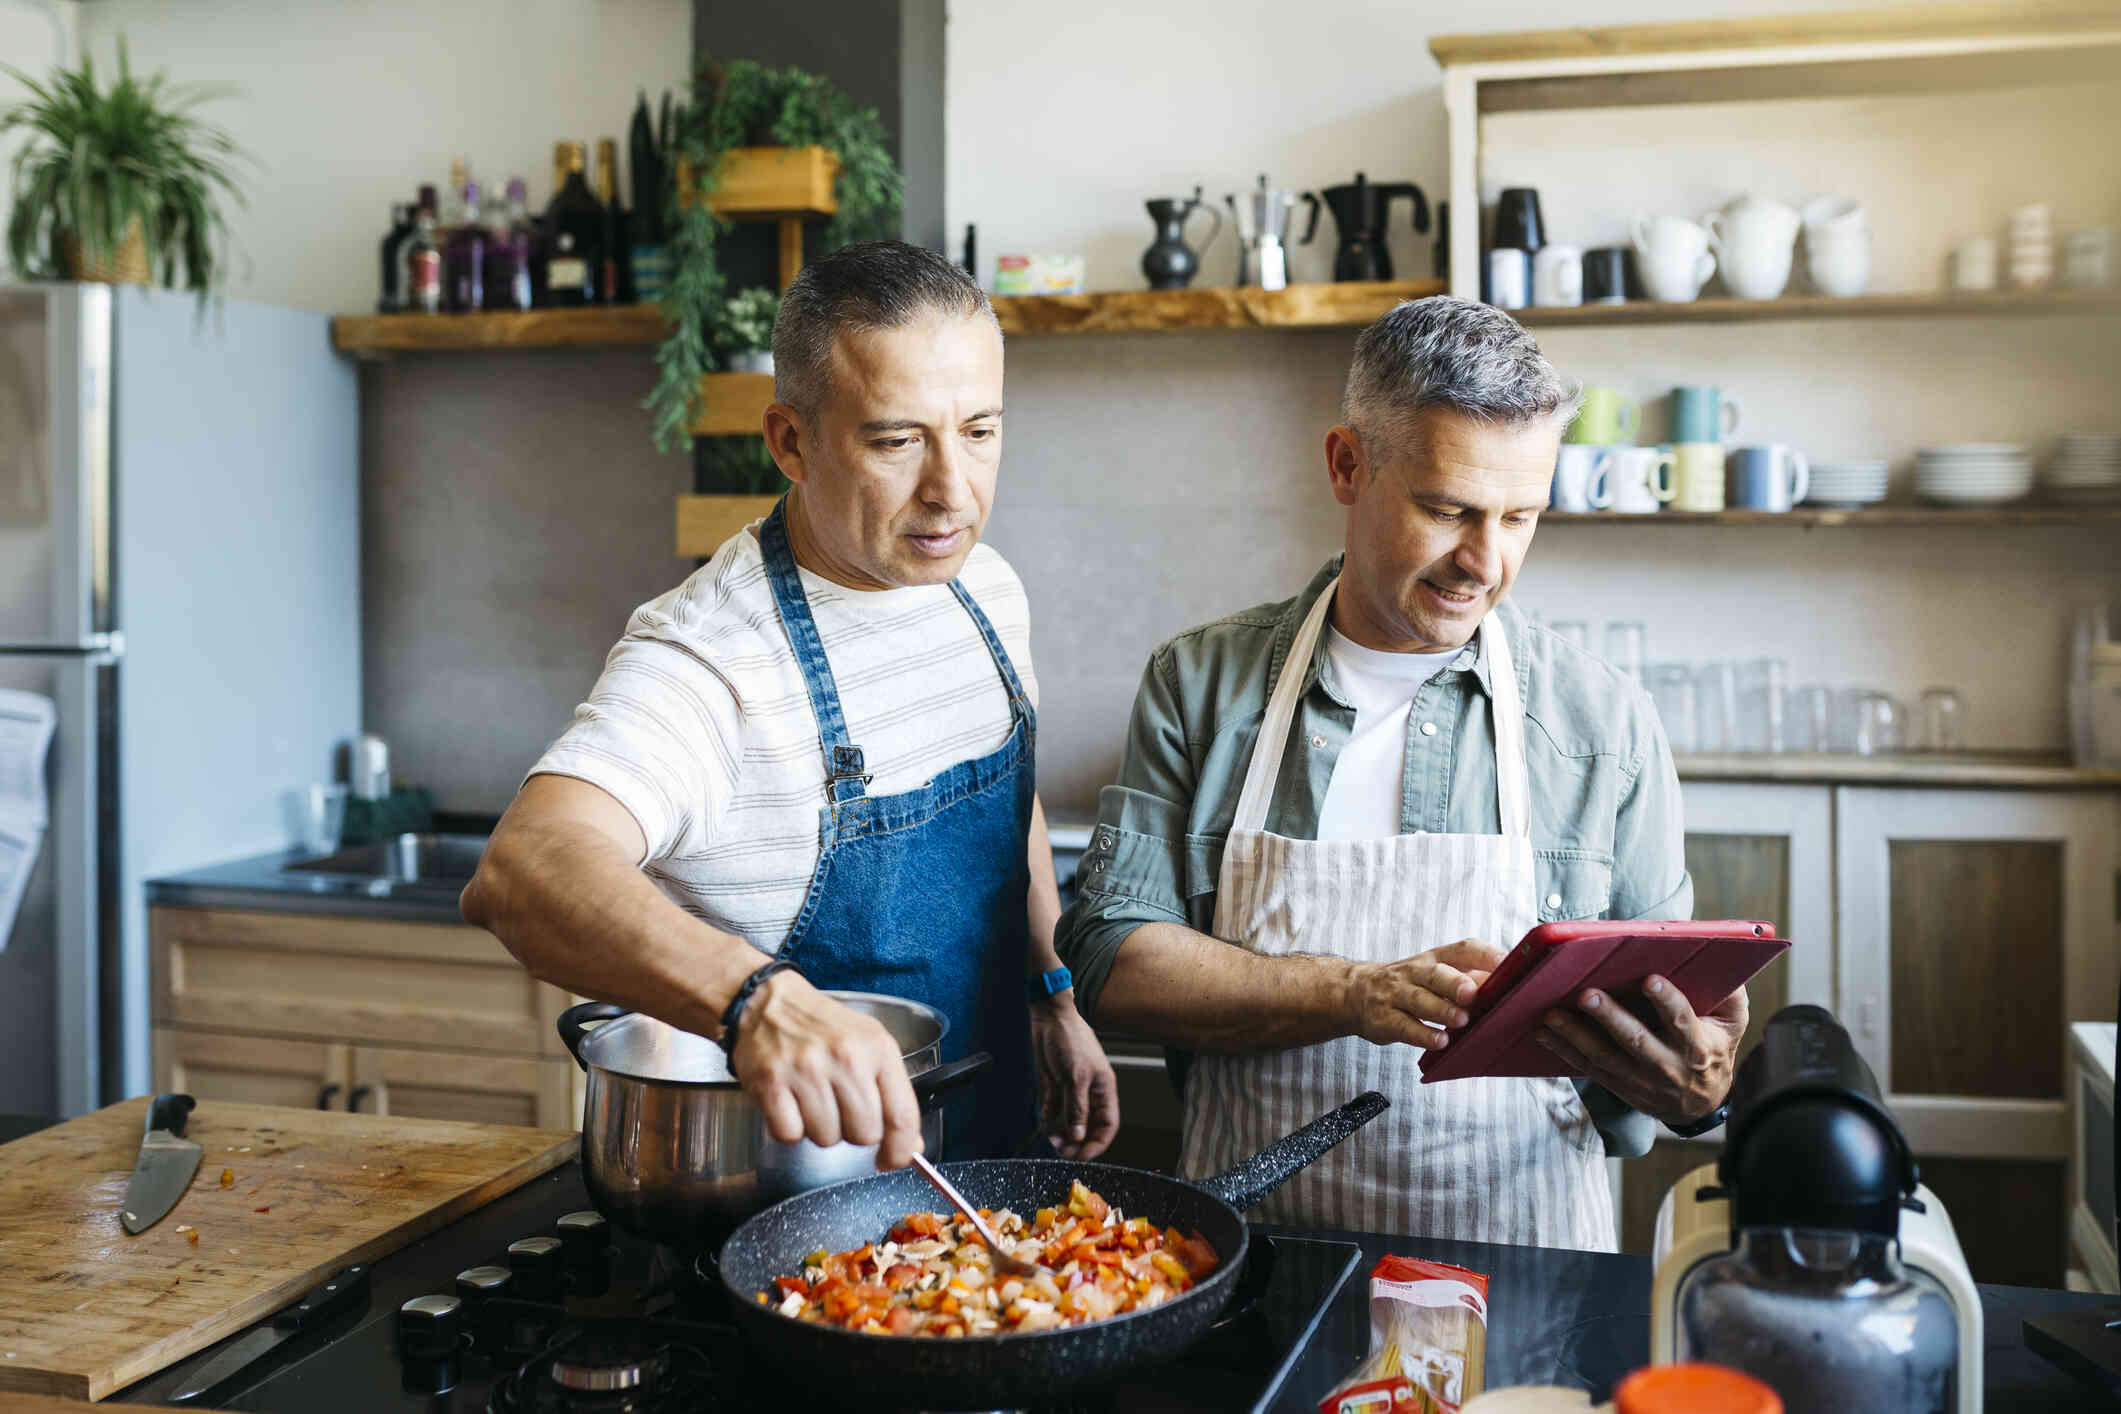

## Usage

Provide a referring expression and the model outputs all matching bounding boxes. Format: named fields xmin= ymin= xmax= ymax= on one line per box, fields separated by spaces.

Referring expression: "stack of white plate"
xmin=2046 ymin=434 xmax=2121 ymax=502
xmin=1805 ymin=460 xmax=1889 ymax=507
xmin=1915 ymin=444 xmax=2034 ymax=506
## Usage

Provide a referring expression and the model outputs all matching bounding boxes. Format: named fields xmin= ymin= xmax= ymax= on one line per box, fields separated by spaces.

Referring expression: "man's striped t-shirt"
xmin=531 ymin=521 xmax=1038 ymax=955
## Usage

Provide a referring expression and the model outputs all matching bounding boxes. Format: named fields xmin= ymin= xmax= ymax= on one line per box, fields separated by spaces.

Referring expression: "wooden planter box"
xmin=676 ymin=494 xmax=782 ymax=558
xmin=689 ymin=371 xmax=775 ymax=437
xmin=680 ymin=146 xmax=839 ymax=219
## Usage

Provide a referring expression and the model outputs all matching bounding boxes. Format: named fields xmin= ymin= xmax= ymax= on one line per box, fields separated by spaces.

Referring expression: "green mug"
xmin=1565 ymin=385 xmax=1640 ymax=445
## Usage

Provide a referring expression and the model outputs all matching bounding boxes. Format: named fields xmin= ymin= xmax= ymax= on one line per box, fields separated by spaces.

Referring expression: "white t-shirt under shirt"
xmin=1314 ymin=626 xmax=1464 ymax=842
xmin=531 ymin=523 xmax=1037 ymax=954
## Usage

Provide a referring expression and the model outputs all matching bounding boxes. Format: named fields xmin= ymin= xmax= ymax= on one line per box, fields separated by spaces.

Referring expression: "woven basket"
xmin=62 ymin=222 xmax=150 ymax=286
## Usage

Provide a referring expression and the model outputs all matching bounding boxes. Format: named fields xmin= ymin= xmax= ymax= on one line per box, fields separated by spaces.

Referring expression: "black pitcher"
xmin=1318 ymin=172 xmax=1431 ymax=282
xmin=1141 ymin=186 xmax=1223 ymax=290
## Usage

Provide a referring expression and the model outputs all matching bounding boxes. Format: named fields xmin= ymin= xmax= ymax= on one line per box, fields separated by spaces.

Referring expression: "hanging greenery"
xmin=2 ymin=39 xmax=252 ymax=297
xmin=646 ymin=57 xmax=902 ymax=454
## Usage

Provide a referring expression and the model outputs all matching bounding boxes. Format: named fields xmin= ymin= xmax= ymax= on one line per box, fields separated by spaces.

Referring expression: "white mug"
xmin=1550 ymin=445 xmax=1612 ymax=512
xmin=1484 ymin=248 xmax=1531 ymax=309
xmin=1706 ymin=196 xmax=1799 ymax=301
xmin=1952 ymin=238 xmax=1998 ymax=292
xmin=1631 ymin=216 xmax=1717 ymax=303
xmin=1533 ymin=245 xmax=1584 ymax=307
xmin=1801 ymin=196 xmax=1866 ymax=235
xmin=1806 ymin=226 xmax=1871 ymax=297
xmin=1608 ymin=446 xmax=1677 ymax=514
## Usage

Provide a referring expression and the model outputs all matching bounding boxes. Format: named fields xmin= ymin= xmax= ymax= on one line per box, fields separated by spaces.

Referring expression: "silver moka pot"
xmin=1224 ymin=174 xmax=1321 ymax=291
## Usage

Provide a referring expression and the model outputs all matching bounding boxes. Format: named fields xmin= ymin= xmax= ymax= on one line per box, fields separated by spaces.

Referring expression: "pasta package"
xmin=1317 ymin=1255 xmax=1490 ymax=1414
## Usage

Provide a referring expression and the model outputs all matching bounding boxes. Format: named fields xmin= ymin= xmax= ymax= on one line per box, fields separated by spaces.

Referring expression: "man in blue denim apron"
xmin=467 ymin=242 xmax=1117 ymax=1171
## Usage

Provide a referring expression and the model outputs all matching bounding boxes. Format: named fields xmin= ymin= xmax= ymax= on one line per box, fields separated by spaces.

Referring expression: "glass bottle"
xmin=594 ymin=137 xmax=633 ymax=303
xmin=404 ymin=186 xmax=443 ymax=315
xmin=542 ymin=142 xmax=605 ymax=307
xmin=377 ymin=203 xmax=414 ymax=312
xmin=482 ymin=177 xmax=536 ymax=313
xmin=443 ymin=179 xmax=487 ymax=312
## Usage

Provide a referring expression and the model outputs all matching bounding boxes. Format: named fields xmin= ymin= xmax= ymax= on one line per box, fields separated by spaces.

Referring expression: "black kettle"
xmin=1318 ymin=172 xmax=1430 ymax=282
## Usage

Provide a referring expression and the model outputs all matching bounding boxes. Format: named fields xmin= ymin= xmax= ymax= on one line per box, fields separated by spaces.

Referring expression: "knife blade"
xmin=120 ymin=1093 xmax=201 ymax=1234
xmin=169 ymin=1265 xmax=370 ymax=1405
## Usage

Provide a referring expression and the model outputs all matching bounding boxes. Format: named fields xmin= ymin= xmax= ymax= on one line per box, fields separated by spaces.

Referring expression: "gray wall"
xmin=360 ymin=352 xmax=692 ymax=813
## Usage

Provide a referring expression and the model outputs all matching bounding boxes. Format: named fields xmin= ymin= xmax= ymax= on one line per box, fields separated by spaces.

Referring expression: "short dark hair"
xmin=1342 ymin=295 xmax=1580 ymax=448
xmin=772 ymin=240 xmax=998 ymax=421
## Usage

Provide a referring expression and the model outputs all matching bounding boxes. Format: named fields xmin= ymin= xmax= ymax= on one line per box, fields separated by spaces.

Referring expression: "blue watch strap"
xmin=1029 ymin=965 xmax=1072 ymax=1004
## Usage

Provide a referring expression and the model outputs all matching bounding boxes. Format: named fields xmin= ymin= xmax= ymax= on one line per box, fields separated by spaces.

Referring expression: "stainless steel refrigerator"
xmin=0 ymin=283 xmax=360 ymax=1117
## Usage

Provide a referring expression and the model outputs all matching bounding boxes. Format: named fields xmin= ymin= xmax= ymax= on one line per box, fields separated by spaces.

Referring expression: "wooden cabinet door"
xmin=348 ymin=1045 xmax=578 ymax=1130
xmin=154 ymin=1028 xmax=348 ymax=1112
xmin=1835 ymin=787 xmax=2118 ymax=1159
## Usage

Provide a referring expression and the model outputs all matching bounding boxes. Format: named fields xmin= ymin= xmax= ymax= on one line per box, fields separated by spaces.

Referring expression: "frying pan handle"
xmin=557 ymin=1002 xmax=631 ymax=1072
xmin=912 ymin=1052 xmax=991 ymax=1111
xmin=1191 ymin=1090 xmax=1389 ymax=1213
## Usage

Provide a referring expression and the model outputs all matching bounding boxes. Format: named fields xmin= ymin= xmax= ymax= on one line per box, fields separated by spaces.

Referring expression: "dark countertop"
xmin=145 ymin=847 xmax=470 ymax=923
xmin=0 ymin=1114 xmax=2107 ymax=1411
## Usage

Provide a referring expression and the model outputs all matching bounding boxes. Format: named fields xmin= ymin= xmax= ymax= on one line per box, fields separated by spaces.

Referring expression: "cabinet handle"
xmin=347 ymin=1085 xmax=372 ymax=1114
xmin=316 ymin=1083 xmax=341 ymax=1110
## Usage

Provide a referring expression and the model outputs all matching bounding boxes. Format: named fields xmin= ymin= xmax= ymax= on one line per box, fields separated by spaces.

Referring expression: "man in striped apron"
xmin=1056 ymin=297 xmax=1745 ymax=1249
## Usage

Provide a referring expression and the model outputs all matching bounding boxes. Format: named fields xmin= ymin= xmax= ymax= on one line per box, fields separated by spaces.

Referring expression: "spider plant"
xmin=2 ymin=39 xmax=251 ymax=296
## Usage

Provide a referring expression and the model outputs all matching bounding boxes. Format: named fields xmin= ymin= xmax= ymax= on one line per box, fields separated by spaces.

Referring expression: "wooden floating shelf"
xmin=676 ymin=493 xmax=780 ymax=557
xmin=1542 ymin=506 xmax=2121 ymax=526
xmin=1515 ymin=287 xmax=2121 ymax=328
xmin=690 ymin=372 xmax=775 ymax=437
xmin=992 ymin=279 xmax=1446 ymax=335
xmin=332 ymin=305 xmax=666 ymax=356
xmin=1675 ymin=751 xmax=2121 ymax=790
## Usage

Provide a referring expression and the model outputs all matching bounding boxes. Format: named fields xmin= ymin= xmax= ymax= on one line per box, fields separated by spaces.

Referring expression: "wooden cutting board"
xmin=0 ymin=1097 xmax=575 ymax=1400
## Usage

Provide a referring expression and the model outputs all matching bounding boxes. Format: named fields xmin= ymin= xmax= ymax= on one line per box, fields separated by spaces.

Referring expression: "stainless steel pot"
xmin=557 ymin=996 xmax=988 ymax=1249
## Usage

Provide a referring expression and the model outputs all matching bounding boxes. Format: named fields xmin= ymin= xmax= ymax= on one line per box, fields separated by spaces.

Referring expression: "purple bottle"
xmin=482 ymin=178 xmax=536 ymax=312
xmin=443 ymin=180 xmax=487 ymax=312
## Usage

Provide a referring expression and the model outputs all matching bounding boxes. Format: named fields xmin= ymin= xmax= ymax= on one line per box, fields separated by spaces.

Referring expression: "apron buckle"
xmin=830 ymin=745 xmax=873 ymax=786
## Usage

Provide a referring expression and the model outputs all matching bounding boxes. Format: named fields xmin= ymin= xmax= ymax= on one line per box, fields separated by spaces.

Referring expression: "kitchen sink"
xmin=283 ymin=832 xmax=488 ymax=890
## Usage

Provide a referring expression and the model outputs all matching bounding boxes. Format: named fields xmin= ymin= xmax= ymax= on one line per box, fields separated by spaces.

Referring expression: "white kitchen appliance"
xmin=1649 ymin=1004 xmax=1981 ymax=1414
xmin=0 ymin=283 xmax=359 ymax=1117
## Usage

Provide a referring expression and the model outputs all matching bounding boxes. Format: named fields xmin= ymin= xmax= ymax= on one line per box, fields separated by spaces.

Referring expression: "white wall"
xmin=0 ymin=0 xmax=78 ymax=279
xmin=947 ymin=0 xmax=2121 ymax=811
xmin=66 ymin=0 xmax=691 ymax=313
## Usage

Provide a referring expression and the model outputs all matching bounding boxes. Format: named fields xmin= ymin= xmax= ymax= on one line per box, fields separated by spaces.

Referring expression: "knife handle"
xmin=146 ymin=1093 xmax=196 ymax=1137
xmin=275 ymin=1265 xmax=370 ymax=1331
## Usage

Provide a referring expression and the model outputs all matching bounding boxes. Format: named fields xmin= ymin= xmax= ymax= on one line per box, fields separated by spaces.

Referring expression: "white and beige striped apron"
xmin=1178 ymin=577 xmax=1618 ymax=1250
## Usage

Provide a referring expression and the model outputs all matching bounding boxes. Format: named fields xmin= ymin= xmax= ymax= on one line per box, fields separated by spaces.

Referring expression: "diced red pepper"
xmin=772 ymin=1275 xmax=809 ymax=1298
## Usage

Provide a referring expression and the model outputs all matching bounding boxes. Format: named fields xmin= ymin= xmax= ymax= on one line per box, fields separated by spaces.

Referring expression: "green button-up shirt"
xmin=1055 ymin=556 xmax=1694 ymax=1158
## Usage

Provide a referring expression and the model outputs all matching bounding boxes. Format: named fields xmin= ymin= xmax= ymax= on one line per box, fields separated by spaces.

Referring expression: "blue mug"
xmin=1669 ymin=386 xmax=1741 ymax=444
xmin=1728 ymin=445 xmax=1811 ymax=512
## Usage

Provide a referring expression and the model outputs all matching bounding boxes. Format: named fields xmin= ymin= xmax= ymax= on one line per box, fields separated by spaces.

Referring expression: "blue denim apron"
xmin=758 ymin=500 xmax=1037 ymax=1160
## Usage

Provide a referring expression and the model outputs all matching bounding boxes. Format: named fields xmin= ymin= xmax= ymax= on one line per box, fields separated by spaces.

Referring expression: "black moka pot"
xmin=1318 ymin=172 xmax=1431 ymax=281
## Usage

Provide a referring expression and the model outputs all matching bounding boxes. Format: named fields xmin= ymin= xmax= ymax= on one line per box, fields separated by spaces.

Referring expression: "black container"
xmin=1494 ymin=187 xmax=1545 ymax=252
xmin=1140 ymin=186 xmax=1221 ymax=290
xmin=1584 ymin=245 xmax=1640 ymax=303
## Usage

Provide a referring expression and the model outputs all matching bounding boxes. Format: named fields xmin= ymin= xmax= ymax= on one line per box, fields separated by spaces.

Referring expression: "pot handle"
xmin=1191 ymin=1090 xmax=1389 ymax=1213
xmin=557 ymin=1002 xmax=631 ymax=1072
xmin=911 ymin=1051 xmax=992 ymax=1111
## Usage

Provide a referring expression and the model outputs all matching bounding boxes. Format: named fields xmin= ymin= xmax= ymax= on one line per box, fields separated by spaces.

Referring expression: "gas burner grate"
xmin=485 ymin=1317 xmax=718 ymax=1414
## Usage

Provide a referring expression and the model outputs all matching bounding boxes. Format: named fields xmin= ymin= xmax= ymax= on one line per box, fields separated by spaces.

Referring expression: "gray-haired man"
xmin=1055 ymin=297 xmax=1742 ymax=1247
xmin=466 ymin=241 xmax=1118 ymax=1175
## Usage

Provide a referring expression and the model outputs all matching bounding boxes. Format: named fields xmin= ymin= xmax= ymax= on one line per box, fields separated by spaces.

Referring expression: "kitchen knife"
xmin=120 ymin=1093 xmax=201 ymax=1234
xmin=169 ymin=1265 xmax=371 ymax=1405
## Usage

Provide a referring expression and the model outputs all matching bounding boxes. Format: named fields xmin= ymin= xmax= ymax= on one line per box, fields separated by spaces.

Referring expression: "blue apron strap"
xmin=758 ymin=497 xmax=870 ymax=804
xmin=948 ymin=580 xmax=1034 ymax=722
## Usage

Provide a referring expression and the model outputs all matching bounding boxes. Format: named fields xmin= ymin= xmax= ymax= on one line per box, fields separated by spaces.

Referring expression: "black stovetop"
xmin=113 ymin=1165 xmax=1360 ymax=1414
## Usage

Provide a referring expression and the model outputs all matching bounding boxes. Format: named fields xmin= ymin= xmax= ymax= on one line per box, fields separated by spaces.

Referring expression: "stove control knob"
xmin=396 ymin=1294 xmax=462 ymax=1360
xmin=454 ymin=1264 xmax=512 ymax=1305
xmin=556 ymin=1210 xmax=609 ymax=1266
xmin=507 ymin=1235 xmax=564 ymax=1301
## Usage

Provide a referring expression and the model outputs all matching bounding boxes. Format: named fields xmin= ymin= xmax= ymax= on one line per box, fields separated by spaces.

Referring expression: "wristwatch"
xmin=1028 ymin=965 xmax=1073 ymax=1005
xmin=1665 ymin=1102 xmax=1729 ymax=1139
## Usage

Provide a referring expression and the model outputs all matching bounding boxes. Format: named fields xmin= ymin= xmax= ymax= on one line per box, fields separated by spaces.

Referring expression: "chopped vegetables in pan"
xmin=761 ymin=1180 xmax=1221 ymax=1337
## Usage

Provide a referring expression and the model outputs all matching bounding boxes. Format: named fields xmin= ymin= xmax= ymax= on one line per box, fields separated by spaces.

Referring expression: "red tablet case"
xmin=1418 ymin=919 xmax=1787 ymax=1082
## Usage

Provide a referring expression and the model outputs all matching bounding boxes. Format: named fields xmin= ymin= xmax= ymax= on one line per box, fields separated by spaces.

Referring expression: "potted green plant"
xmin=718 ymin=286 xmax=779 ymax=374
xmin=647 ymin=57 xmax=902 ymax=452
xmin=2 ymin=40 xmax=250 ymax=295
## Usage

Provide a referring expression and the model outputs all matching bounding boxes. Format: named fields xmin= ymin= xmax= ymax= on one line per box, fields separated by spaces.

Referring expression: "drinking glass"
xmin=1604 ymin=621 xmax=1647 ymax=681
xmin=1846 ymin=693 xmax=1904 ymax=755
xmin=298 ymin=783 xmax=348 ymax=856
xmin=1914 ymin=687 xmax=1963 ymax=752
xmin=1736 ymin=658 xmax=1789 ymax=753
xmin=1646 ymin=664 xmax=1698 ymax=752
xmin=1695 ymin=662 xmax=1739 ymax=753
xmin=1791 ymin=686 xmax=1833 ymax=753
xmin=1549 ymin=619 xmax=1589 ymax=653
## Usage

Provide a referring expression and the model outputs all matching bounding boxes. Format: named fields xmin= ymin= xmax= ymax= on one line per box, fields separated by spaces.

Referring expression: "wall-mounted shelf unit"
xmin=1541 ymin=506 xmax=2121 ymax=527
xmin=1515 ymin=287 xmax=2121 ymax=329
xmin=992 ymin=280 xmax=1445 ymax=335
xmin=332 ymin=306 xmax=665 ymax=357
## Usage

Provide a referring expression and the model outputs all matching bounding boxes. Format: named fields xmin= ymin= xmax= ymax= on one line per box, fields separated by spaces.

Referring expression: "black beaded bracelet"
xmin=718 ymin=956 xmax=799 ymax=1069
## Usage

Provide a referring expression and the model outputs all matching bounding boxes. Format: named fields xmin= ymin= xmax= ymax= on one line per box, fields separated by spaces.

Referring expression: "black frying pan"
xmin=714 ymin=1091 xmax=1387 ymax=1409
